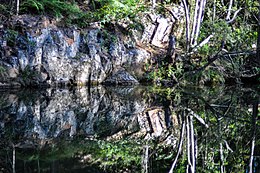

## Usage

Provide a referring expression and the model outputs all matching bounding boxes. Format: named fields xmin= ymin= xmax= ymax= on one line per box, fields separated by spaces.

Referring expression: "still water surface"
xmin=0 ymin=85 xmax=259 ymax=173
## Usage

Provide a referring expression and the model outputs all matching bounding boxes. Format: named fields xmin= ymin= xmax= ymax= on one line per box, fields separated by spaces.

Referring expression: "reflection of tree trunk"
xmin=218 ymin=119 xmax=225 ymax=173
xmin=38 ymin=159 xmax=40 ymax=173
xmin=220 ymin=143 xmax=224 ymax=173
xmin=190 ymin=116 xmax=195 ymax=173
xmin=249 ymin=100 xmax=258 ymax=173
xmin=169 ymin=110 xmax=197 ymax=173
xmin=142 ymin=145 xmax=149 ymax=173
xmin=12 ymin=146 xmax=15 ymax=173
xmin=169 ymin=115 xmax=185 ymax=173
xmin=186 ymin=115 xmax=191 ymax=170
xmin=186 ymin=114 xmax=196 ymax=173
xmin=249 ymin=139 xmax=255 ymax=173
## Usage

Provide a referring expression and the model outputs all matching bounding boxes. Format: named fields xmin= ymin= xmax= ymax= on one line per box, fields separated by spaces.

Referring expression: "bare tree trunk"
xmin=257 ymin=2 xmax=260 ymax=65
xmin=193 ymin=0 xmax=207 ymax=46
xmin=16 ymin=0 xmax=20 ymax=15
xmin=226 ymin=0 xmax=233 ymax=20
xmin=152 ymin=0 xmax=156 ymax=8
xmin=190 ymin=0 xmax=200 ymax=46
xmin=221 ymin=0 xmax=224 ymax=6
xmin=182 ymin=0 xmax=207 ymax=49
xmin=213 ymin=0 xmax=216 ymax=21
xmin=182 ymin=0 xmax=190 ymax=51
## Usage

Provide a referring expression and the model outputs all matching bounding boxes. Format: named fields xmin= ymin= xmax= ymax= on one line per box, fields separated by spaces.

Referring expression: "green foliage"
xmin=146 ymin=60 xmax=182 ymax=81
xmin=98 ymin=140 xmax=141 ymax=168
xmin=198 ymin=66 xmax=225 ymax=85
xmin=228 ymin=25 xmax=257 ymax=51
xmin=0 ymin=65 xmax=6 ymax=74
xmin=0 ymin=65 xmax=7 ymax=79
xmin=6 ymin=29 xmax=18 ymax=47
xmin=0 ymin=4 xmax=10 ymax=16
xmin=94 ymin=0 xmax=146 ymax=24
xmin=21 ymin=0 xmax=82 ymax=18
xmin=21 ymin=0 xmax=44 ymax=12
xmin=16 ymin=138 xmax=142 ymax=172
xmin=18 ymin=0 xmax=146 ymax=27
xmin=19 ymin=66 xmax=37 ymax=80
xmin=99 ymin=30 xmax=118 ymax=51
xmin=20 ymin=0 xmax=83 ymax=26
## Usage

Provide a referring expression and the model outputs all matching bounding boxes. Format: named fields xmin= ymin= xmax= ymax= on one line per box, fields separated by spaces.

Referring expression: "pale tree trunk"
xmin=221 ymin=0 xmax=224 ymax=6
xmin=226 ymin=0 xmax=233 ymax=20
xmin=152 ymin=0 xmax=156 ymax=8
xmin=190 ymin=0 xmax=200 ymax=46
xmin=12 ymin=145 xmax=16 ymax=173
xmin=16 ymin=0 xmax=20 ymax=15
xmin=213 ymin=0 xmax=216 ymax=21
xmin=257 ymin=2 xmax=260 ymax=64
xmin=182 ymin=0 xmax=207 ymax=50
xmin=182 ymin=0 xmax=190 ymax=51
xmin=193 ymin=0 xmax=207 ymax=46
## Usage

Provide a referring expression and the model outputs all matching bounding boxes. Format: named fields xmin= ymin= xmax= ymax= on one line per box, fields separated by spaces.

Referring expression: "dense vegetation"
xmin=0 ymin=0 xmax=259 ymax=85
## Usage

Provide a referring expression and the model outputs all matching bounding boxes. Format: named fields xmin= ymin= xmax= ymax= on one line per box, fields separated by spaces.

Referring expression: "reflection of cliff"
xmin=0 ymin=87 xmax=177 ymax=142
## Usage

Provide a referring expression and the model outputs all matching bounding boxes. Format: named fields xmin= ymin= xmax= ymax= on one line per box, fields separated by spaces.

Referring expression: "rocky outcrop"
xmin=103 ymin=68 xmax=139 ymax=85
xmin=0 ymin=10 xmax=180 ymax=88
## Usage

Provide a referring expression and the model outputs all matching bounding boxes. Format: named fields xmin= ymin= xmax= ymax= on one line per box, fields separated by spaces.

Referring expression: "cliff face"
xmin=0 ymin=13 xmax=177 ymax=88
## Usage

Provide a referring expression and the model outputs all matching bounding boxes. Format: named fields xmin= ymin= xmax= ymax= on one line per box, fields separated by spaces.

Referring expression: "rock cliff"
xmin=0 ymin=12 xmax=178 ymax=87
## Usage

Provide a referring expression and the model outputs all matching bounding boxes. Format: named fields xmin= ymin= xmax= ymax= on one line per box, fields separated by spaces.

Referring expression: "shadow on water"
xmin=0 ymin=85 xmax=259 ymax=173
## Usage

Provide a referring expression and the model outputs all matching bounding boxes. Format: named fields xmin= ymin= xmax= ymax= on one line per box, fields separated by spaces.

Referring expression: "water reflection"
xmin=0 ymin=86 xmax=259 ymax=173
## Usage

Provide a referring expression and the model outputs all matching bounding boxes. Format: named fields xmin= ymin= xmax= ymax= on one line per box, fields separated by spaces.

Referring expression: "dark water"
xmin=0 ymin=85 xmax=259 ymax=173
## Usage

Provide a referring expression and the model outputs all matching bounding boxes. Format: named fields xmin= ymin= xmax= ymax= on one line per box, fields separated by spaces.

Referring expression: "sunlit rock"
xmin=151 ymin=17 xmax=173 ymax=48
xmin=0 ymin=14 xmax=175 ymax=87
xmin=103 ymin=68 xmax=139 ymax=85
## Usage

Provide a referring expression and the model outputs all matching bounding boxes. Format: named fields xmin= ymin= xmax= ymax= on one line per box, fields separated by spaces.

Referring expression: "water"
xmin=0 ymin=85 xmax=259 ymax=173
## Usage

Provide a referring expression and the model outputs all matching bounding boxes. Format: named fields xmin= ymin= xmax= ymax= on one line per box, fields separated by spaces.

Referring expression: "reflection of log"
xmin=186 ymin=108 xmax=208 ymax=128
xmin=183 ymin=90 xmax=251 ymax=123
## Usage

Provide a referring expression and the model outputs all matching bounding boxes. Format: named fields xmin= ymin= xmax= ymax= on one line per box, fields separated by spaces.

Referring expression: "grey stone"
xmin=104 ymin=69 xmax=139 ymax=85
xmin=8 ymin=68 xmax=18 ymax=78
xmin=0 ymin=13 xmax=175 ymax=87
